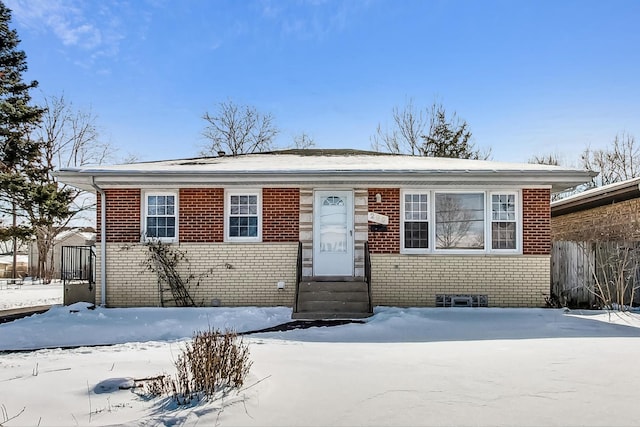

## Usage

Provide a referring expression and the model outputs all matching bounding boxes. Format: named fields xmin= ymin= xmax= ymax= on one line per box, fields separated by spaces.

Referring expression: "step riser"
xmin=297 ymin=301 xmax=370 ymax=313
xmin=292 ymin=312 xmax=372 ymax=320
xmin=297 ymin=291 xmax=369 ymax=303
xmin=299 ymin=281 xmax=368 ymax=292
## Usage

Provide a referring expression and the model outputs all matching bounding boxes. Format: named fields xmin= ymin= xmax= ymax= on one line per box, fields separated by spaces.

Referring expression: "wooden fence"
xmin=551 ymin=241 xmax=640 ymax=308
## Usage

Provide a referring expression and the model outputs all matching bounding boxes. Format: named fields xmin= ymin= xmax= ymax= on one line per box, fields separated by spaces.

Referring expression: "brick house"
xmin=551 ymin=177 xmax=640 ymax=307
xmin=552 ymin=177 xmax=640 ymax=241
xmin=57 ymin=149 xmax=593 ymax=317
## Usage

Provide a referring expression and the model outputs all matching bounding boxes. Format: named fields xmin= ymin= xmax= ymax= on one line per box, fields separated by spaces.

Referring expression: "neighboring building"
xmin=0 ymin=254 xmax=28 ymax=279
xmin=56 ymin=149 xmax=593 ymax=315
xmin=551 ymin=178 xmax=640 ymax=308
xmin=552 ymin=177 xmax=640 ymax=241
xmin=28 ymin=228 xmax=96 ymax=280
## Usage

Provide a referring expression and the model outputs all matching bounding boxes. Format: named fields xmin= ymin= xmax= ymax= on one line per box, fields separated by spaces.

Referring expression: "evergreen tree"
xmin=0 ymin=1 xmax=44 ymax=276
xmin=421 ymin=104 xmax=488 ymax=160
xmin=372 ymin=100 xmax=490 ymax=159
xmin=0 ymin=2 xmax=42 ymax=174
xmin=0 ymin=3 xmax=99 ymax=281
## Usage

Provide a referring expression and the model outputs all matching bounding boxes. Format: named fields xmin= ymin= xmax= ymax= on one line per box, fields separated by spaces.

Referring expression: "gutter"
xmin=551 ymin=178 xmax=640 ymax=216
xmin=90 ymin=177 xmax=107 ymax=307
xmin=57 ymin=169 xmax=594 ymax=194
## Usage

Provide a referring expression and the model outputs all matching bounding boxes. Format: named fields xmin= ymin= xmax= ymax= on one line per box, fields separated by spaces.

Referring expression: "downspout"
xmin=91 ymin=177 xmax=107 ymax=306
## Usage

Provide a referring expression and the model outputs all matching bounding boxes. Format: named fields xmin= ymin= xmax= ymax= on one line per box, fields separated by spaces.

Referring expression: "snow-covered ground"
xmin=1 ymin=303 xmax=640 ymax=426
xmin=0 ymin=280 xmax=63 ymax=310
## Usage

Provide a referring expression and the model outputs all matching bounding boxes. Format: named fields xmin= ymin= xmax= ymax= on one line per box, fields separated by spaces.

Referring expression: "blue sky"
xmin=5 ymin=0 xmax=640 ymax=164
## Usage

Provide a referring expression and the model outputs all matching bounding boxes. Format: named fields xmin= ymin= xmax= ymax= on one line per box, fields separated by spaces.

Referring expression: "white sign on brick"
xmin=367 ymin=211 xmax=389 ymax=225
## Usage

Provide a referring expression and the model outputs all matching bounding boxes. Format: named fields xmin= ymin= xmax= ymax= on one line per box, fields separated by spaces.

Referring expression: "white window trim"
xmin=224 ymin=189 xmax=262 ymax=243
xmin=399 ymin=189 xmax=523 ymax=255
xmin=488 ymin=191 xmax=521 ymax=254
xmin=400 ymin=190 xmax=430 ymax=254
xmin=141 ymin=190 xmax=179 ymax=243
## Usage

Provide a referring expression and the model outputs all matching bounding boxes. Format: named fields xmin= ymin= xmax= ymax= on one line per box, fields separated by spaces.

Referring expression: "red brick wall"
xmin=367 ymin=188 xmax=400 ymax=254
xmin=97 ymin=187 xmax=551 ymax=254
xmin=522 ymin=188 xmax=551 ymax=255
xmin=263 ymin=188 xmax=300 ymax=242
xmin=179 ymin=188 xmax=224 ymax=242
xmin=97 ymin=189 xmax=141 ymax=243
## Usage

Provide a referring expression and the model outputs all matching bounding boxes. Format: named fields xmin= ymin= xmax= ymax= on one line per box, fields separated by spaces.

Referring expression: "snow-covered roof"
xmin=56 ymin=149 xmax=595 ymax=192
xmin=0 ymin=254 xmax=28 ymax=265
xmin=54 ymin=229 xmax=96 ymax=243
xmin=551 ymin=176 xmax=640 ymax=215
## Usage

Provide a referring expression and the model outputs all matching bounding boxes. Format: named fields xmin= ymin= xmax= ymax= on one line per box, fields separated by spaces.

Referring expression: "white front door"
xmin=313 ymin=190 xmax=354 ymax=276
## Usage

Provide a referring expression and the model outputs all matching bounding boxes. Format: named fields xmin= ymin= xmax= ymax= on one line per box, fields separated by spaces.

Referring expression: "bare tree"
xmin=581 ymin=132 xmax=639 ymax=187
xmin=529 ymin=152 xmax=569 ymax=200
xmin=39 ymin=94 xmax=110 ymax=169
xmin=371 ymin=99 xmax=425 ymax=155
xmin=529 ymin=153 xmax=562 ymax=166
xmin=24 ymin=94 xmax=109 ymax=281
xmin=372 ymin=100 xmax=490 ymax=159
xmin=201 ymin=101 xmax=279 ymax=156
xmin=292 ymin=132 xmax=315 ymax=149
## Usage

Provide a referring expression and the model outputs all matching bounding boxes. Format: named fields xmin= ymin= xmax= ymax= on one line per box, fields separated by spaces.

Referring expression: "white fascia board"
xmin=57 ymin=169 xmax=590 ymax=193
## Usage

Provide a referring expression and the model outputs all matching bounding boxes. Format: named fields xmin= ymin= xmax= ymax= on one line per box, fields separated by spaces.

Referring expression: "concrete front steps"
xmin=293 ymin=280 xmax=372 ymax=320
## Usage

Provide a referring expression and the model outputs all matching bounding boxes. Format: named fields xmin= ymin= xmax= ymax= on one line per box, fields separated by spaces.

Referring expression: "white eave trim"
xmin=56 ymin=169 xmax=592 ymax=193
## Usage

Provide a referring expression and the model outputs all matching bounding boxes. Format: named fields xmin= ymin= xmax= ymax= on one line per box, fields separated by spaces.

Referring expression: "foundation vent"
xmin=436 ymin=294 xmax=488 ymax=308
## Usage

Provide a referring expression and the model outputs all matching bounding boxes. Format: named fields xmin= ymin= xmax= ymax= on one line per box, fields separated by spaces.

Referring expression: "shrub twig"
xmin=143 ymin=329 xmax=253 ymax=405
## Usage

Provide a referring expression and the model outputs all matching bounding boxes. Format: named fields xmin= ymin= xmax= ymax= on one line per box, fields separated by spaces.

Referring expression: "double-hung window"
xmin=490 ymin=193 xmax=517 ymax=250
xmin=144 ymin=192 xmax=177 ymax=242
xmin=226 ymin=191 xmax=261 ymax=242
xmin=402 ymin=192 xmax=429 ymax=251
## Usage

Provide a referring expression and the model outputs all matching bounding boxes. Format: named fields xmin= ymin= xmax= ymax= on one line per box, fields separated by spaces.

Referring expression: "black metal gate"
xmin=61 ymin=246 xmax=95 ymax=288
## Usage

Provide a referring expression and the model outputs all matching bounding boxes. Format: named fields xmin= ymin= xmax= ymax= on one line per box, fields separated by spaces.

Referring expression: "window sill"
xmin=224 ymin=238 xmax=263 ymax=243
xmin=399 ymin=250 xmax=523 ymax=256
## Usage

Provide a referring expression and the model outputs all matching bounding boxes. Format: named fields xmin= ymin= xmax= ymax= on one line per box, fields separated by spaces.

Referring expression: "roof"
xmin=55 ymin=229 xmax=96 ymax=243
xmin=55 ymin=149 xmax=596 ymax=192
xmin=0 ymin=254 xmax=28 ymax=265
xmin=551 ymin=177 xmax=640 ymax=216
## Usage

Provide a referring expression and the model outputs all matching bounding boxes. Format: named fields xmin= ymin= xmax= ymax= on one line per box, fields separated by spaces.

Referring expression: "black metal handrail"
xmin=294 ymin=241 xmax=302 ymax=313
xmin=364 ymin=241 xmax=373 ymax=313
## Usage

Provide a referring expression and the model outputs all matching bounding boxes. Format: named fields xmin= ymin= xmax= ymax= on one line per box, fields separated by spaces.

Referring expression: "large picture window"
xmin=435 ymin=192 xmax=485 ymax=250
xmin=144 ymin=193 xmax=177 ymax=242
xmin=226 ymin=191 xmax=261 ymax=242
xmin=400 ymin=190 xmax=520 ymax=254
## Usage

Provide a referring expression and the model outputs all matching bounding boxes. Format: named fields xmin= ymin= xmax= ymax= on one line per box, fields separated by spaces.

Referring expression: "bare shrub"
xmin=570 ymin=202 xmax=640 ymax=311
xmin=554 ymin=197 xmax=640 ymax=310
xmin=588 ymin=241 xmax=640 ymax=310
xmin=144 ymin=329 xmax=252 ymax=405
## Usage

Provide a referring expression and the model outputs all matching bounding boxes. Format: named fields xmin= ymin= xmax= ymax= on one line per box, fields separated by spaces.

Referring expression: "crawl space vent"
xmin=436 ymin=294 xmax=488 ymax=308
